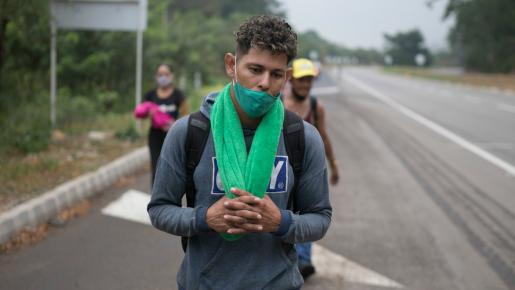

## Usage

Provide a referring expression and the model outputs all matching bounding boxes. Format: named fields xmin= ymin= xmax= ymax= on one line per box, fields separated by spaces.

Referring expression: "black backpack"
xmin=181 ymin=110 xmax=305 ymax=250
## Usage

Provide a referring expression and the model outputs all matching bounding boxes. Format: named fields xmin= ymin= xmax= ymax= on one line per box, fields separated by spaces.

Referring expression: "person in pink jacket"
xmin=135 ymin=64 xmax=188 ymax=186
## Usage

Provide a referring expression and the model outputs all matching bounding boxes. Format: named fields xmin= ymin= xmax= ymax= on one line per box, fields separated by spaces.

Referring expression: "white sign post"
xmin=49 ymin=0 xmax=147 ymax=128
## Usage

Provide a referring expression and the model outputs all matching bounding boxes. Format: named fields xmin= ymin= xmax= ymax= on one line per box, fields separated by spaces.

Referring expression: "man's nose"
xmin=257 ymin=72 xmax=271 ymax=91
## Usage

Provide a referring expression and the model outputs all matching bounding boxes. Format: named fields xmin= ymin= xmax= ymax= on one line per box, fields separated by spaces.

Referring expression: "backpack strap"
xmin=185 ymin=111 xmax=211 ymax=208
xmin=182 ymin=111 xmax=211 ymax=252
xmin=310 ymin=96 xmax=318 ymax=126
xmin=181 ymin=109 xmax=304 ymax=250
xmin=283 ymin=110 xmax=305 ymax=212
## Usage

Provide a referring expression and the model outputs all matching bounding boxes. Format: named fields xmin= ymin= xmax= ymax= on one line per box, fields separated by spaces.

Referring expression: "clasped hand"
xmin=206 ymin=188 xmax=281 ymax=235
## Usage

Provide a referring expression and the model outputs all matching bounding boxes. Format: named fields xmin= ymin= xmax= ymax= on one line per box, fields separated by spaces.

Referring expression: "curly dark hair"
xmin=235 ymin=15 xmax=297 ymax=63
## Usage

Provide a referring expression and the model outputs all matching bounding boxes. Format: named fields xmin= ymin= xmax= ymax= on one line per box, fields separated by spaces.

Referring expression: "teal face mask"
xmin=232 ymin=55 xmax=281 ymax=118
xmin=233 ymin=81 xmax=280 ymax=118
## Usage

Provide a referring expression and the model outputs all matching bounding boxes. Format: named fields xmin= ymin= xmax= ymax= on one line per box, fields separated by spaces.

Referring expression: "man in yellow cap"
xmin=283 ymin=58 xmax=340 ymax=279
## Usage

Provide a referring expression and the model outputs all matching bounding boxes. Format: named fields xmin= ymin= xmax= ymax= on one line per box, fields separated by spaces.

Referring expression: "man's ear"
xmin=224 ymin=53 xmax=236 ymax=78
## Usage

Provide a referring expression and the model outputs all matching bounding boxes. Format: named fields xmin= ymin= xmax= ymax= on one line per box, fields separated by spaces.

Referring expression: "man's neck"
xmin=230 ymin=84 xmax=261 ymax=129
xmin=288 ymin=89 xmax=309 ymax=104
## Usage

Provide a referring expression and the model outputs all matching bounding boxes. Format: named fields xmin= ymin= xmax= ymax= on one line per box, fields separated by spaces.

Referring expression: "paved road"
xmin=340 ymin=67 xmax=515 ymax=165
xmin=316 ymin=67 xmax=515 ymax=290
xmin=0 ymin=170 xmax=184 ymax=290
xmin=1 ymin=67 xmax=514 ymax=290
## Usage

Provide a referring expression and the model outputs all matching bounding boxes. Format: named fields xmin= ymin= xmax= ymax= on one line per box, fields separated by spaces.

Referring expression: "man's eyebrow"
xmin=246 ymin=63 xmax=286 ymax=73
xmin=246 ymin=63 xmax=264 ymax=68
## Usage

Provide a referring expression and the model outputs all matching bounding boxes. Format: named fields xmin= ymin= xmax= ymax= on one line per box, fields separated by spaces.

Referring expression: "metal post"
xmin=135 ymin=0 xmax=145 ymax=131
xmin=135 ymin=29 xmax=143 ymax=131
xmin=50 ymin=12 xmax=57 ymax=128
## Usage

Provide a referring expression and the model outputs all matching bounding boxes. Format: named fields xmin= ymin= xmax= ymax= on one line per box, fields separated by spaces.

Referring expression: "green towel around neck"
xmin=211 ymin=83 xmax=285 ymax=241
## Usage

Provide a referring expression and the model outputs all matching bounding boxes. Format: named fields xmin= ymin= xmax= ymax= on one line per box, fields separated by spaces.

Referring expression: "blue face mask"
xmin=233 ymin=56 xmax=281 ymax=118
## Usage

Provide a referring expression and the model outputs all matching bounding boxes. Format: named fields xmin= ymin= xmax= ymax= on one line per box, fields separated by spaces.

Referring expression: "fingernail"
xmin=223 ymin=215 xmax=228 ymax=219
xmin=257 ymin=215 xmax=262 ymax=219
xmin=230 ymin=187 xmax=236 ymax=192
xmin=258 ymin=226 xmax=263 ymax=231
xmin=224 ymin=201 xmax=229 ymax=206
xmin=254 ymin=197 xmax=261 ymax=201
xmin=227 ymin=229 xmax=233 ymax=234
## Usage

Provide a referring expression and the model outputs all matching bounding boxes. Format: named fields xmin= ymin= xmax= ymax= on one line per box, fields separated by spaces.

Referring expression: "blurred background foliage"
xmin=0 ymin=0 xmax=287 ymax=153
xmin=0 ymin=0 xmax=513 ymax=153
xmin=384 ymin=29 xmax=433 ymax=67
xmin=441 ymin=0 xmax=515 ymax=73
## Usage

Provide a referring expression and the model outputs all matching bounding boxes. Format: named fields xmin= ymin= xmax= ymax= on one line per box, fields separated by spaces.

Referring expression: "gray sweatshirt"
xmin=148 ymin=92 xmax=332 ymax=290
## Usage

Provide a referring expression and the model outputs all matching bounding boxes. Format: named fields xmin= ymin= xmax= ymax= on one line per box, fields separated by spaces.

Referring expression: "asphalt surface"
xmin=1 ymin=67 xmax=514 ymax=290
xmin=0 ymin=170 xmax=184 ymax=290
xmin=318 ymin=67 xmax=514 ymax=290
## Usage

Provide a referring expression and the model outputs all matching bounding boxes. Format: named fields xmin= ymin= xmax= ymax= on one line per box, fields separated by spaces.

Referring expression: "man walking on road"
xmin=148 ymin=15 xmax=332 ymax=290
xmin=283 ymin=58 xmax=340 ymax=279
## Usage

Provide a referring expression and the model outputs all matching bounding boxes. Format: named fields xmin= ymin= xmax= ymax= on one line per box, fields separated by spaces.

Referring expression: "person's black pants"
xmin=148 ymin=128 xmax=167 ymax=188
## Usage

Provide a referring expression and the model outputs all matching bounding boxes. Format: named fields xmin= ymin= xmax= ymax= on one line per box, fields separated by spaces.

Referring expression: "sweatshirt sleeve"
xmin=279 ymin=122 xmax=333 ymax=244
xmin=147 ymin=116 xmax=210 ymax=237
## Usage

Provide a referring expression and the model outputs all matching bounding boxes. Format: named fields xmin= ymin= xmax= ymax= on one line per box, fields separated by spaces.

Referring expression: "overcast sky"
xmin=279 ymin=0 xmax=454 ymax=51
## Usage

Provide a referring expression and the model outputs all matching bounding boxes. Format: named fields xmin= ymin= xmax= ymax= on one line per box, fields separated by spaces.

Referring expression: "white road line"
xmin=344 ymin=74 xmax=515 ymax=177
xmin=103 ymin=190 xmax=404 ymax=288
xmin=101 ymin=189 xmax=151 ymax=225
xmin=496 ymin=103 xmax=515 ymax=114
xmin=313 ymin=244 xmax=404 ymax=288
xmin=312 ymin=86 xmax=340 ymax=95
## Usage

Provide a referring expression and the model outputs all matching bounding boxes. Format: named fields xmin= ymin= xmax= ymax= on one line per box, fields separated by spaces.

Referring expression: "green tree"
xmin=383 ymin=29 xmax=433 ymax=66
xmin=0 ymin=0 xmax=33 ymax=67
xmin=439 ymin=0 xmax=515 ymax=73
xmin=297 ymin=30 xmax=343 ymax=59
xmin=141 ymin=0 xmax=285 ymax=92
xmin=0 ymin=0 xmax=287 ymax=152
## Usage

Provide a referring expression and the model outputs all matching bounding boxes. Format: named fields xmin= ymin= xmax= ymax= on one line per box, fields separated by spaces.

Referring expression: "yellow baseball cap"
xmin=292 ymin=58 xmax=317 ymax=78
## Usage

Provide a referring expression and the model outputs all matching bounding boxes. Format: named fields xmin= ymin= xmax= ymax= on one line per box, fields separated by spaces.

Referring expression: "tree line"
xmin=0 ymin=0 xmax=513 ymax=153
xmin=0 ymin=0 xmax=287 ymax=152
xmin=432 ymin=0 xmax=515 ymax=73
xmin=0 ymin=0 xmax=380 ymax=153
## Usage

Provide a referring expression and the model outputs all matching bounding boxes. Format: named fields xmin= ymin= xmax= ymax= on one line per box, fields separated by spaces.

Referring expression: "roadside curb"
xmin=0 ymin=147 xmax=149 ymax=245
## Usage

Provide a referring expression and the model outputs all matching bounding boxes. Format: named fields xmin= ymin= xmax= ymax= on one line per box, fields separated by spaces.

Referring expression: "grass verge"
xmin=383 ymin=66 xmax=515 ymax=93
xmin=0 ymin=84 xmax=225 ymax=214
xmin=0 ymin=112 xmax=146 ymax=213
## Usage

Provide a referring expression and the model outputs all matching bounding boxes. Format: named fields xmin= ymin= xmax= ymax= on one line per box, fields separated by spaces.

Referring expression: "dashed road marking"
xmin=313 ymin=244 xmax=404 ymax=288
xmin=101 ymin=189 xmax=151 ymax=225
